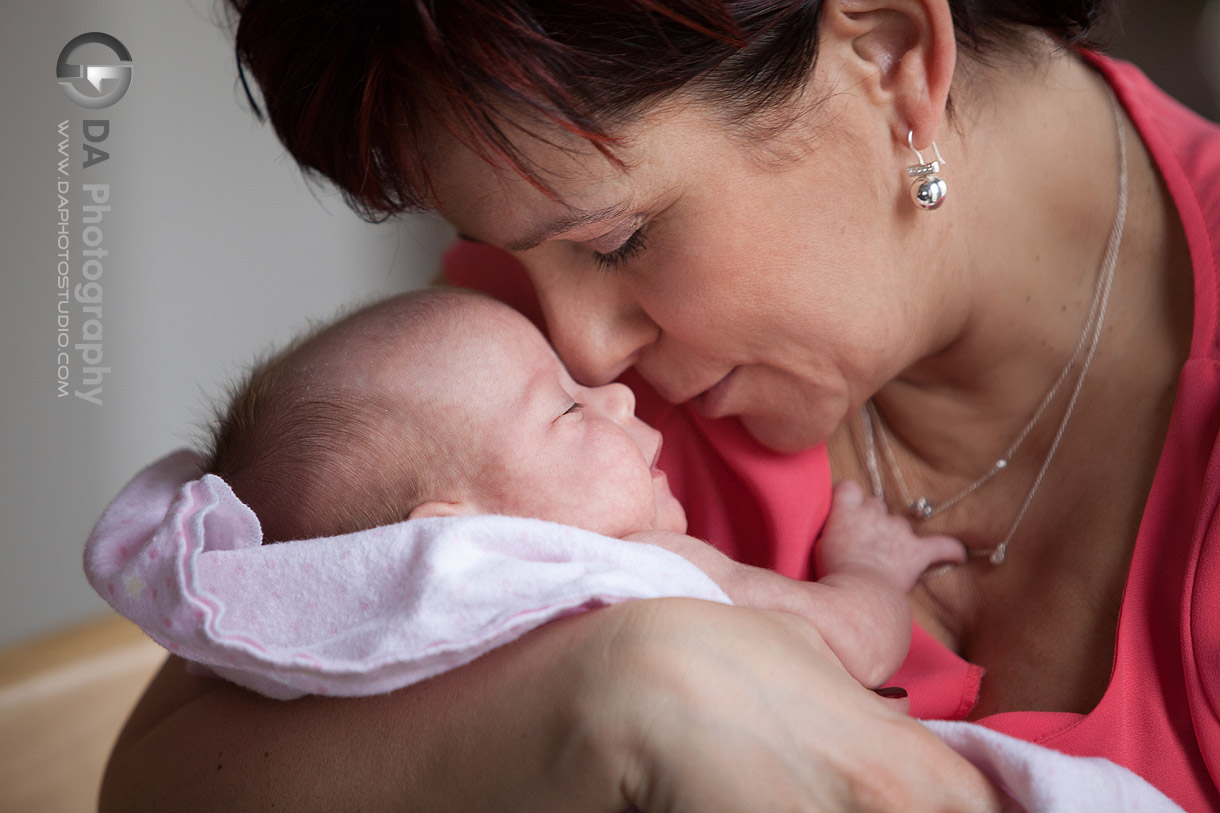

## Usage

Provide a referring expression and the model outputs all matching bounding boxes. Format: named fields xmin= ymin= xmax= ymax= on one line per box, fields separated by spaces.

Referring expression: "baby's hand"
xmin=815 ymin=481 xmax=965 ymax=592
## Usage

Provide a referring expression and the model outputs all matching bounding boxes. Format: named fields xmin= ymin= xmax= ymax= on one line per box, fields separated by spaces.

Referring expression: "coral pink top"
xmin=444 ymin=51 xmax=1220 ymax=811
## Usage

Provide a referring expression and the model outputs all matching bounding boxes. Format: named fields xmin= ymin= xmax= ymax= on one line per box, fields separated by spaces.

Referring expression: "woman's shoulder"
xmin=1086 ymin=51 xmax=1220 ymax=361
xmin=1087 ymin=51 xmax=1220 ymax=201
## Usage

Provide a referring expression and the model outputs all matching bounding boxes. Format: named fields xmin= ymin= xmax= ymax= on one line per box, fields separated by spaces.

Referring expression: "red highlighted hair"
xmin=225 ymin=0 xmax=1112 ymax=220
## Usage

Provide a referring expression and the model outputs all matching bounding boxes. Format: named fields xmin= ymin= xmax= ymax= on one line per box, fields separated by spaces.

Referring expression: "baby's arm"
xmin=629 ymin=481 xmax=964 ymax=688
xmin=805 ymin=481 xmax=965 ymax=686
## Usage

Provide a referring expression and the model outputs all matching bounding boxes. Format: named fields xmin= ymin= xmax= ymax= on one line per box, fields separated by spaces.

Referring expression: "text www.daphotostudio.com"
xmin=54 ymin=32 xmax=132 ymax=406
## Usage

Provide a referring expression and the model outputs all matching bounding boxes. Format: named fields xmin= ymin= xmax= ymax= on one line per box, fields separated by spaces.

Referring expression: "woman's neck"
xmin=870 ymin=45 xmax=1129 ymax=486
xmin=829 ymin=44 xmax=1196 ymax=714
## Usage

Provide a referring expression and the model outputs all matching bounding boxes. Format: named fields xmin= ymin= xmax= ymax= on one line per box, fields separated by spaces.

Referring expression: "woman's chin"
xmin=739 ymin=413 xmax=829 ymax=454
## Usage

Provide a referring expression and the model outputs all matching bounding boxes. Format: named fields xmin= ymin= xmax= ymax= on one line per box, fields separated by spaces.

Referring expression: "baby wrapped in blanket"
xmin=86 ymin=288 xmax=1183 ymax=810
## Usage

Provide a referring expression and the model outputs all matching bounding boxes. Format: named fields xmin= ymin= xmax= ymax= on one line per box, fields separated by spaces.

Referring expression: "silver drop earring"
xmin=907 ymin=131 xmax=947 ymax=210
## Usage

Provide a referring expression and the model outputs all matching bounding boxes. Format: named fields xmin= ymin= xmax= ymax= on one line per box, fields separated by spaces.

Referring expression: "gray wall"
xmin=1110 ymin=0 xmax=1220 ymax=123
xmin=1 ymin=0 xmax=452 ymax=647
xmin=1 ymin=0 xmax=1218 ymax=649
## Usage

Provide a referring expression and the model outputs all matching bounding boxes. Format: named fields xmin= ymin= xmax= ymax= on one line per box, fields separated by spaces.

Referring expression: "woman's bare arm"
xmin=101 ymin=609 xmax=630 ymax=812
xmin=102 ymin=599 xmax=1003 ymax=812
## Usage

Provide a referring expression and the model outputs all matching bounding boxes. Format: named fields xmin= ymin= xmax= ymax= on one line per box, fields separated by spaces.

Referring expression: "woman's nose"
xmin=525 ymin=251 xmax=658 ymax=386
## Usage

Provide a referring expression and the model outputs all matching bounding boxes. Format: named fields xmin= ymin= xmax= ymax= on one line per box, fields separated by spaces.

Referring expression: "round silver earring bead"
xmin=912 ymin=175 xmax=947 ymax=209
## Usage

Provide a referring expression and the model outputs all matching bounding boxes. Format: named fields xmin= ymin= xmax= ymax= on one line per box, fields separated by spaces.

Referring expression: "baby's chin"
xmin=653 ymin=500 xmax=688 ymax=534
xmin=649 ymin=474 xmax=687 ymax=533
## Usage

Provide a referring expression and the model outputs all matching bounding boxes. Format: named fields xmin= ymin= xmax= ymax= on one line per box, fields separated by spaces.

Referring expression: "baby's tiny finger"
xmin=833 ymin=479 xmax=865 ymax=507
xmin=924 ymin=534 xmax=968 ymax=564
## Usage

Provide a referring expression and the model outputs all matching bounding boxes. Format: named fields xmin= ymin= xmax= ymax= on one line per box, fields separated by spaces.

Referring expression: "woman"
xmin=101 ymin=0 xmax=1219 ymax=809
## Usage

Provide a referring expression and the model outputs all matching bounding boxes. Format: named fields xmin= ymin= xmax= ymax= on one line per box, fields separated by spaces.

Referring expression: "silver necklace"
xmin=862 ymin=87 xmax=1129 ymax=565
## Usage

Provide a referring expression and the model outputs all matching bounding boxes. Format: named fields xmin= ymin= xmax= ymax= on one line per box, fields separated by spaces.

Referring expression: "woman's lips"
xmin=693 ymin=368 xmax=738 ymax=417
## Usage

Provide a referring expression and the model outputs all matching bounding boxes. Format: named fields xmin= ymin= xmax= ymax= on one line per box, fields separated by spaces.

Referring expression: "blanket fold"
xmin=924 ymin=721 xmax=1184 ymax=812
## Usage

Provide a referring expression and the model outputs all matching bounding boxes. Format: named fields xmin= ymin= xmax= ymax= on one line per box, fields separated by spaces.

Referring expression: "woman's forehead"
xmin=430 ymin=142 xmax=632 ymax=243
xmin=426 ymin=98 xmax=701 ymax=245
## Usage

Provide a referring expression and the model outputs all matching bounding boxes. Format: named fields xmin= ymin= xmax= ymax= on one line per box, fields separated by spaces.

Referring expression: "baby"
xmin=206 ymin=287 xmax=963 ymax=689
xmin=83 ymin=287 xmax=1186 ymax=811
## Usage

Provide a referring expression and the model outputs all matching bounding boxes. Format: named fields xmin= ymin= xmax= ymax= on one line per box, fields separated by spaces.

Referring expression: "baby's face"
xmin=400 ymin=299 xmax=687 ymax=537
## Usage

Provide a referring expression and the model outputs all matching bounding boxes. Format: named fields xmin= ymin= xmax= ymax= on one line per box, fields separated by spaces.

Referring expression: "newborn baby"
xmin=207 ymin=287 xmax=963 ymax=688
xmin=83 ymin=287 xmax=1186 ymax=811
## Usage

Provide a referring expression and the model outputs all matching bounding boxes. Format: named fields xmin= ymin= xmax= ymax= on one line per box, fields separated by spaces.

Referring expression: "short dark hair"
xmin=225 ymin=0 xmax=1115 ymax=220
xmin=205 ymin=288 xmax=474 ymax=542
xmin=206 ymin=339 xmax=410 ymax=542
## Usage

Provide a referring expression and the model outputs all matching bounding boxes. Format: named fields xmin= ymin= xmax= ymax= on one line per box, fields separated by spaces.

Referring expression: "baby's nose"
xmin=588 ymin=381 xmax=636 ymax=418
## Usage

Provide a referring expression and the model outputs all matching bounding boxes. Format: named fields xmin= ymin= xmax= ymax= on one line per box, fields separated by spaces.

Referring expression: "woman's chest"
xmin=909 ymin=535 xmax=1127 ymax=717
xmin=841 ymin=373 xmax=1176 ymax=715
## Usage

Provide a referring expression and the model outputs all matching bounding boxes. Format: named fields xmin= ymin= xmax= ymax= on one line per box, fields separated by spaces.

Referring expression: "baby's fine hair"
xmin=205 ymin=287 xmax=479 ymax=542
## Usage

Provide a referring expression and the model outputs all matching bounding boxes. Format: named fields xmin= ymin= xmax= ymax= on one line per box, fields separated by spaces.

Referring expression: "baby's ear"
xmin=407 ymin=500 xmax=482 ymax=520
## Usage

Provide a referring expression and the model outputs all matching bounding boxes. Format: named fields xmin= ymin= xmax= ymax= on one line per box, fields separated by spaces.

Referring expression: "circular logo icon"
xmin=57 ymin=33 xmax=132 ymax=109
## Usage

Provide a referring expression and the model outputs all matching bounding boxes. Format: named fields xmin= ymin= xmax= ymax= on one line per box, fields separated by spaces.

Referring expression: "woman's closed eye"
xmin=563 ymin=402 xmax=584 ymax=416
xmin=592 ymin=226 xmax=648 ymax=271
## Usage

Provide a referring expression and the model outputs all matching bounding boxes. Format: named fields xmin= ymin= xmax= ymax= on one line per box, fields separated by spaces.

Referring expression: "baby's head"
xmin=207 ymin=288 xmax=686 ymax=542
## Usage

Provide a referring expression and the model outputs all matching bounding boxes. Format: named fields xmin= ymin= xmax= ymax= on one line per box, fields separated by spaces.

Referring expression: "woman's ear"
xmin=407 ymin=500 xmax=483 ymax=520
xmin=820 ymin=0 xmax=956 ymax=147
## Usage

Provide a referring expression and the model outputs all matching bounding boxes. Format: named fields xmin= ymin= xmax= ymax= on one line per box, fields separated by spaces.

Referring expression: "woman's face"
xmin=431 ymin=75 xmax=944 ymax=453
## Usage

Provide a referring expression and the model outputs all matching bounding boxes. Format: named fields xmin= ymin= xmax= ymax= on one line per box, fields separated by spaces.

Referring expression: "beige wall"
xmin=1 ymin=0 xmax=452 ymax=647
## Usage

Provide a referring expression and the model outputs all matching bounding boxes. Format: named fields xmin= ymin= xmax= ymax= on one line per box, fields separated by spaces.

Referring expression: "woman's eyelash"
xmin=591 ymin=226 xmax=648 ymax=271
xmin=564 ymin=402 xmax=584 ymax=415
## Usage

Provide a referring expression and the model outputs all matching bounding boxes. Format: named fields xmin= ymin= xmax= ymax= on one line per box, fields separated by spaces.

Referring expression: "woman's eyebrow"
xmin=503 ymin=202 xmax=631 ymax=252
